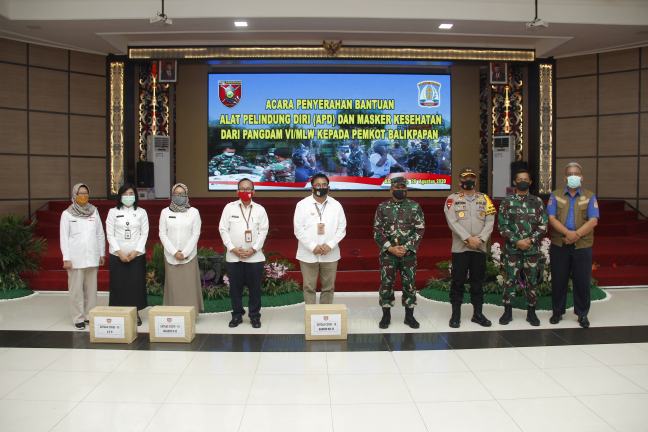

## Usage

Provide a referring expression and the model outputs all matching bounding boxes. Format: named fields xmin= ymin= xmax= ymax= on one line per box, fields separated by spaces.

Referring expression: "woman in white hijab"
xmin=159 ymin=183 xmax=204 ymax=315
xmin=59 ymin=183 xmax=105 ymax=329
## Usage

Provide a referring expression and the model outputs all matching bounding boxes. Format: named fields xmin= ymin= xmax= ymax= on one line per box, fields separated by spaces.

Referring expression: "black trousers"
xmin=226 ymin=261 xmax=264 ymax=319
xmin=550 ymin=244 xmax=592 ymax=317
xmin=450 ymin=251 xmax=486 ymax=306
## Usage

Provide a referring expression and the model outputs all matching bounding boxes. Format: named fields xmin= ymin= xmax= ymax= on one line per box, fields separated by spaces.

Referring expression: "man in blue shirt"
xmin=547 ymin=162 xmax=599 ymax=328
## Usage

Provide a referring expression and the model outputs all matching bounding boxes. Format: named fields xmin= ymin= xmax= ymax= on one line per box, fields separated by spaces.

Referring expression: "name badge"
xmin=317 ymin=223 xmax=325 ymax=235
xmin=245 ymin=229 xmax=252 ymax=243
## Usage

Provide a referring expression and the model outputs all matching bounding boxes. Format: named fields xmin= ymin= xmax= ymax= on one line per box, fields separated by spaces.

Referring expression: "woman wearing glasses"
xmin=159 ymin=183 xmax=203 ymax=316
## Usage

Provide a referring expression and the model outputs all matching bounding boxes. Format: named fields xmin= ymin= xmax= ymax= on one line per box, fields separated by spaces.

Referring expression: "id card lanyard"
xmin=314 ymin=201 xmax=327 ymax=236
xmin=239 ymin=204 xmax=253 ymax=243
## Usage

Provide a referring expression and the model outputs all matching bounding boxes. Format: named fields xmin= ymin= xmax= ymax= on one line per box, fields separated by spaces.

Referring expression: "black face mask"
xmin=516 ymin=181 xmax=530 ymax=191
xmin=392 ymin=189 xmax=407 ymax=200
xmin=461 ymin=180 xmax=475 ymax=190
xmin=314 ymin=187 xmax=329 ymax=197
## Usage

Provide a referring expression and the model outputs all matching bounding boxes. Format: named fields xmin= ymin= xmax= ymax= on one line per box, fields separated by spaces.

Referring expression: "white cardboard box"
xmin=304 ymin=304 xmax=348 ymax=340
xmin=148 ymin=306 xmax=196 ymax=343
xmin=89 ymin=306 xmax=137 ymax=344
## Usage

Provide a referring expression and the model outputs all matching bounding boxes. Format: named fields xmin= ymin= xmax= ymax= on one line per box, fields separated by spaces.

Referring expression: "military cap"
xmin=391 ymin=176 xmax=408 ymax=186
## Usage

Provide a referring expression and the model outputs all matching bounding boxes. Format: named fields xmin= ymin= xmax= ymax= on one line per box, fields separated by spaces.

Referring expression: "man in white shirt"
xmin=293 ymin=173 xmax=347 ymax=304
xmin=219 ymin=178 xmax=269 ymax=328
xmin=369 ymin=140 xmax=404 ymax=178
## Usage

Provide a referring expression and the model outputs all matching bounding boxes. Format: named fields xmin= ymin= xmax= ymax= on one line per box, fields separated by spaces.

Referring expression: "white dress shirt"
xmin=293 ymin=195 xmax=347 ymax=263
xmin=106 ymin=206 xmax=149 ymax=256
xmin=219 ymin=200 xmax=269 ymax=263
xmin=369 ymin=153 xmax=398 ymax=178
xmin=59 ymin=209 xmax=105 ymax=269
xmin=159 ymin=207 xmax=202 ymax=265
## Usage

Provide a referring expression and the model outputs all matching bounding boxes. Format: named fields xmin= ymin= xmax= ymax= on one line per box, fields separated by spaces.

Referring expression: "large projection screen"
xmin=208 ymin=72 xmax=451 ymax=190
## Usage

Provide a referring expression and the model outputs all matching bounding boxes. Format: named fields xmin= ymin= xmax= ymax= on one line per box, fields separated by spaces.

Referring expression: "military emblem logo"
xmin=219 ymin=80 xmax=242 ymax=108
xmin=417 ymin=81 xmax=441 ymax=108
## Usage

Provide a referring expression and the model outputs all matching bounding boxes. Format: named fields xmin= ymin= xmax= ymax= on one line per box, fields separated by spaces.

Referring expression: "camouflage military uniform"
xmin=346 ymin=147 xmax=364 ymax=177
xmin=261 ymin=159 xmax=295 ymax=182
xmin=209 ymin=153 xmax=248 ymax=176
xmin=407 ymin=148 xmax=437 ymax=173
xmin=498 ymin=193 xmax=548 ymax=306
xmin=373 ymin=198 xmax=425 ymax=308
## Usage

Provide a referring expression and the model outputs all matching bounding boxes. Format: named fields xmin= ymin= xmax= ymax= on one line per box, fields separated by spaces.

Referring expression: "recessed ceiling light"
xmin=234 ymin=21 xmax=248 ymax=28
xmin=438 ymin=23 xmax=453 ymax=30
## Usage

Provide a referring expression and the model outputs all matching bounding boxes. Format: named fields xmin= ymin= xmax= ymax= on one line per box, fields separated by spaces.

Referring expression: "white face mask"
xmin=224 ymin=151 xmax=235 ymax=157
xmin=567 ymin=175 xmax=582 ymax=189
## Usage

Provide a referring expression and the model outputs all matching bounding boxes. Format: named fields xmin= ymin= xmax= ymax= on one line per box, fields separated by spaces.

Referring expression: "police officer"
xmin=373 ymin=177 xmax=425 ymax=329
xmin=444 ymin=168 xmax=496 ymax=328
xmin=407 ymin=139 xmax=437 ymax=173
xmin=260 ymin=147 xmax=295 ymax=182
xmin=547 ymin=162 xmax=599 ymax=328
xmin=498 ymin=168 xmax=548 ymax=326
xmin=209 ymin=144 xmax=248 ymax=176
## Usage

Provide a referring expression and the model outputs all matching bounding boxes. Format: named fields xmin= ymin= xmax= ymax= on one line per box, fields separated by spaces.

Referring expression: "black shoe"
xmin=449 ymin=304 xmax=461 ymax=328
xmin=471 ymin=313 xmax=492 ymax=327
xmin=499 ymin=304 xmax=513 ymax=325
xmin=251 ymin=318 xmax=261 ymax=329
xmin=578 ymin=315 xmax=590 ymax=328
xmin=526 ymin=306 xmax=540 ymax=326
xmin=549 ymin=312 xmax=562 ymax=324
xmin=379 ymin=307 xmax=391 ymax=329
xmin=228 ymin=315 xmax=243 ymax=328
xmin=404 ymin=308 xmax=420 ymax=329
xmin=137 ymin=314 xmax=142 ymax=326
xmin=74 ymin=322 xmax=85 ymax=330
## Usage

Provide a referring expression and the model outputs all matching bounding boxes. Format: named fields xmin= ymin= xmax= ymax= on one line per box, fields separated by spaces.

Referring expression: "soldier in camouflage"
xmin=209 ymin=144 xmax=249 ymax=176
xmin=407 ymin=139 xmax=437 ymax=173
xmin=260 ymin=147 xmax=295 ymax=182
xmin=373 ymin=176 xmax=426 ymax=329
xmin=345 ymin=140 xmax=365 ymax=177
xmin=497 ymin=168 xmax=548 ymax=326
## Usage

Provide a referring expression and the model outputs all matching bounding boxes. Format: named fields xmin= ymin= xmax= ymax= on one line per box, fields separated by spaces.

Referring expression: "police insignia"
xmin=446 ymin=198 xmax=453 ymax=208
xmin=484 ymin=194 xmax=496 ymax=215
xmin=458 ymin=211 xmax=465 ymax=218
xmin=219 ymin=80 xmax=242 ymax=108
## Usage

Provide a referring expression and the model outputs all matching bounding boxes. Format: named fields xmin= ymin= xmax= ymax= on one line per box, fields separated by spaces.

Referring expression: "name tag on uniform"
xmin=245 ymin=229 xmax=252 ymax=243
xmin=124 ymin=221 xmax=131 ymax=240
xmin=317 ymin=223 xmax=325 ymax=235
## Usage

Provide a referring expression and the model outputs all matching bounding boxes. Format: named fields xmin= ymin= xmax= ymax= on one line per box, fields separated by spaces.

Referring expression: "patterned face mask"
xmin=171 ymin=195 xmax=188 ymax=206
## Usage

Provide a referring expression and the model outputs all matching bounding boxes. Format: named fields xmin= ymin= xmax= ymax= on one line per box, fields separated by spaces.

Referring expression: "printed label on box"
xmin=310 ymin=313 xmax=341 ymax=336
xmin=155 ymin=315 xmax=186 ymax=338
xmin=94 ymin=316 xmax=125 ymax=339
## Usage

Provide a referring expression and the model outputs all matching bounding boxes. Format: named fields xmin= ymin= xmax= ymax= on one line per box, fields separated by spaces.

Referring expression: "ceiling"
xmin=0 ymin=0 xmax=647 ymax=58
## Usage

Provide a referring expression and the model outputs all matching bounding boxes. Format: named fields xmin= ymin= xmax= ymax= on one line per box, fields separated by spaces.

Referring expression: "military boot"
xmin=378 ymin=307 xmax=391 ymax=329
xmin=471 ymin=304 xmax=492 ymax=327
xmin=449 ymin=304 xmax=461 ymax=328
xmin=404 ymin=307 xmax=420 ymax=329
xmin=499 ymin=304 xmax=513 ymax=325
xmin=526 ymin=306 xmax=540 ymax=326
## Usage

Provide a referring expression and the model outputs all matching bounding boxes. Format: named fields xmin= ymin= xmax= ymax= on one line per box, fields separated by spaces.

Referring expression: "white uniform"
xmin=159 ymin=207 xmax=201 ymax=265
xmin=106 ymin=206 xmax=149 ymax=256
xmin=218 ymin=200 xmax=269 ymax=263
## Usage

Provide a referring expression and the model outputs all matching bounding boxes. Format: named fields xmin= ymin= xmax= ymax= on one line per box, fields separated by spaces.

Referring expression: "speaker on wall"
xmin=137 ymin=161 xmax=154 ymax=188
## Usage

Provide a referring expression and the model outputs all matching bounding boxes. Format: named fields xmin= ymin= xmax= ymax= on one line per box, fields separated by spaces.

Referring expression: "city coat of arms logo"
xmin=219 ymin=80 xmax=242 ymax=108
xmin=417 ymin=81 xmax=441 ymax=108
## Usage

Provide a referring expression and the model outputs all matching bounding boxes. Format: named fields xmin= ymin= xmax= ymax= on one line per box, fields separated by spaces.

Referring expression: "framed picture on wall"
xmin=158 ymin=60 xmax=177 ymax=82
xmin=489 ymin=62 xmax=507 ymax=85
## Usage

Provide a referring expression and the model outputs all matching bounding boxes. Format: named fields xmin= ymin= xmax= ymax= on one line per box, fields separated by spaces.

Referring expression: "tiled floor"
xmin=1 ymin=289 xmax=648 ymax=431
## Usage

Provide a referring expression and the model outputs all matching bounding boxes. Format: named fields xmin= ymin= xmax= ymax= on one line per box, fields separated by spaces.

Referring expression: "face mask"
xmin=314 ymin=187 xmax=329 ymax=198
xmin=224 ymin=151 xmax=235 ymax=157
xmin=76 ymin=195 xmax=89 ymax=205
xmin=238 ymin=191 xmax=253 ymax=202
xmin=121 ymin=195 xmax=136 ymax=207
xmin=516 ymin=181 xmax=530 ymax=192
xmin=172 ymin=195 xmax=187 ymax=207
xmin=461 ymin=180 xmax=475 ymax=190
xmin=567 ymin=175 xmax=582 ymax=189
xmin=392 ymin=189 xmax=407 ymax=200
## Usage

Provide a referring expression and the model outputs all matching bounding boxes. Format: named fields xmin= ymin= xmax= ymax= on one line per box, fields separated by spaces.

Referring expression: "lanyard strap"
xmin=314 ymin=201 xmax=327 ymax=222
xmin=239 ymin=204 xmax=253 ymax=229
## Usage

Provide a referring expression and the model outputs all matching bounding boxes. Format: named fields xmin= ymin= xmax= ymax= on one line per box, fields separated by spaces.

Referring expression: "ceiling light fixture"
xmin=234 ymin=21 xmax=248 ymax=28
xmin=150 ymin=0 xmax=173 ymax=25
xmin=438 ymin=23 xmax=453 ymax=30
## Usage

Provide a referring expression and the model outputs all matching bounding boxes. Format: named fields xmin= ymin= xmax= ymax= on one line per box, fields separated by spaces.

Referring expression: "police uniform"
xmin=444 ymin=167 xmax=496 ymax=327
xmin=497 ymin=190 xmax=548 ymax=325
xmin=373 ymin=177 xmax=425 ymax=326
xmin=547 ymin=187 xmax=599 ymax=325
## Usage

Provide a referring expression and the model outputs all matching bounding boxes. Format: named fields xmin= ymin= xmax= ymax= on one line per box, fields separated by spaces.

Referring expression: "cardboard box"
xmin=89 ymin=306 xmax=137 ymax=344
xmin=148 ymin=306 xmax=196 ymax=343
xmin=304 ymin=304 xmax=348 ymax=340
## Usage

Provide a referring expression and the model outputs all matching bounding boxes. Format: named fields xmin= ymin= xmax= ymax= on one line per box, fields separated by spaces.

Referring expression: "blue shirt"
xmin=547 ymin=188 xmax=600 ymax=230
